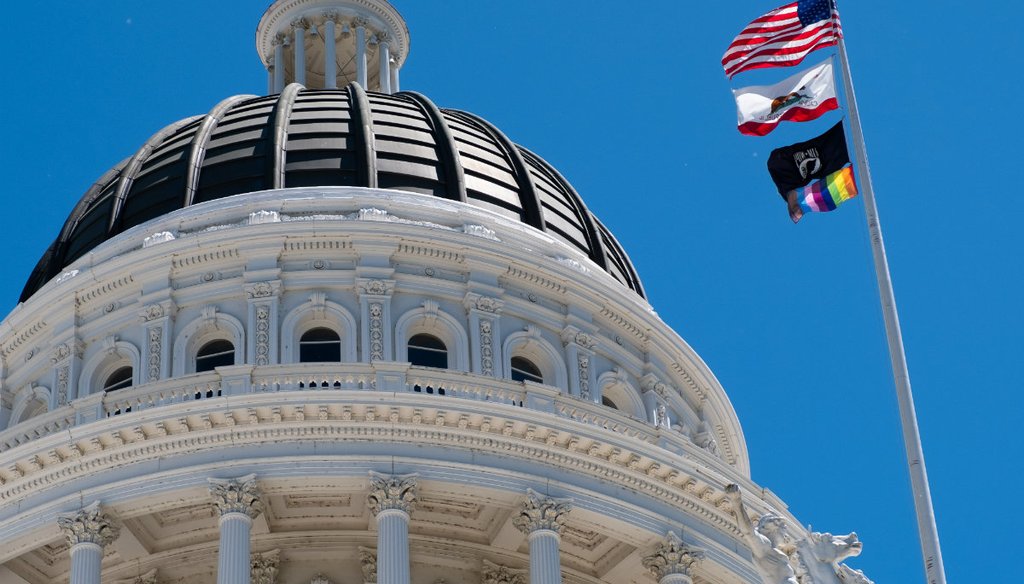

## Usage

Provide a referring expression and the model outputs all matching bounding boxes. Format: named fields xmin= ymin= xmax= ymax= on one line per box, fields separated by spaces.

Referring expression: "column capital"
xmin=57 ymin=501 xmax=121 ymax=548
xmin=354 ymin=17 xmax=370 ymax=29
xmin=291 ymin=17 xmax=310 ymax=30
xmin=367 ymin=472 xmax=418 ymax=515
xmin=251 ymin=550 xmax=280 ymax=584
xmin=513 ymin=489 xmax=572 ymax=535
xmin=358 ymin=546 xmax=378 ymax=582
xmin=133 ymin=569 xmax=159 ymax=584
xmin=641 ymin=532 xmax=705 ymax=580
xmin=482 ymin=559 xmax=527 ymax=584
xmin=209 ymin=474 xmax=265 ymax=519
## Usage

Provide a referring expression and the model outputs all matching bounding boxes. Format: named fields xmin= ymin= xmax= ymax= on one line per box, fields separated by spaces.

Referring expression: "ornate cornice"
xmin=366 ymin=471 xmax=418 ymax=515
xmin=57 ymin=500 xmax=121 ymax=547
xmin=642 ymin=531 xmax=705 ymax=579
xmin=513 ymin=489 xmax=572 ymax=534
xmin=208 ymin=474 xmax=264 ymax=518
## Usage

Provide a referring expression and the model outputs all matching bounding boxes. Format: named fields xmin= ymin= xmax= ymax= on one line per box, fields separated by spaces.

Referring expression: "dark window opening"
xmin=196 ymin=339 xmax=235 ymax=373
xmin=510 ymin=356 xmax=543 ymax=384
xmin=103 ymin=366 xmax=133 ymax=392
xmin=407 ymin=334 xmax=448 ymax=369
xmin=299 ymin=327 xmax=342 ymax=362
xmin=602 ymin=395 xmax=619 ymax=410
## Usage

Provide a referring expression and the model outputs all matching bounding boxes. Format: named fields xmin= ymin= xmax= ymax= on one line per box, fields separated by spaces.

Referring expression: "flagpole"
xmin=834 ymin=13 xmax=948 ymax=584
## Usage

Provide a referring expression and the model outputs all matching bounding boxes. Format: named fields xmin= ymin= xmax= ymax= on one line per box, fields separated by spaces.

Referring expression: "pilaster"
xmin=244 ymin=281 xmax=282 ymax=367
xmin=561 ymin=327 xmax=597 ymax=401
xmin=50 ymin=338 xmax=84 ymax=406
xmin=139 ymin=300 xmax=174 ymax=383
xmin=464 ymin=293 xmax=504 ymax=377
xmin=358 ymin=279 xmax=395 ymax=363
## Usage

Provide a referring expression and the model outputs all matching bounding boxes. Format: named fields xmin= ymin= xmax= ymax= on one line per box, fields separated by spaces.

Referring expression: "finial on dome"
xmin=256 ymin=0 xmax=410 ymax=94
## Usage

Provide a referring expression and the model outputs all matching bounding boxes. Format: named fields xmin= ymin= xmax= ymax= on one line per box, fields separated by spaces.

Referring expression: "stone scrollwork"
xmin=251 ymin=550 xmax=280 ymax=584
xmin=245 ymin=281 xmax=279 ymax=300
xmin=139 ymin=304 xmax=165 ymax=322
xmin=132 ymin=569 xmax=159 ymax=584
xmin=481 ymin=560 xmax=527 ymax=584
xmin=57 ymin=501 xmax=121 ymax=548
xmin=255 ymin=305 xmax=271 ymax=366
xmin=359 ymin=279 xmax=395 ymax=297
xmin=366 ymin=472 xmax=418 ymax=516
xmin=56 ymin=365 xmax=70 ymax=406
xmin=208 ymin=474 xmax=265 ymax=519
xmin=480 ymin=319 xmax=494 ymax=376
xmin=369 ymin=302 xmax=384 ymax=361
xmin=512 ymin=488 xmax=572 ymax=534
xmin=577 ymin=354 xmax=591 ymax=400
xmin=358 ymin=546 xmax=377 ymax=582
xmin=641 ymin=531 xmax=705 ymax=580
xmin=148 ymin=326 xmax=163 ymax=382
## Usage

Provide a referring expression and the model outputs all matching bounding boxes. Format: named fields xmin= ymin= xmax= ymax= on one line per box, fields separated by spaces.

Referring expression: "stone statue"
xmin=791 ymin=531 xmax=873 ymax=584
xmin=724 ymin=484 xmax=799 ymax=584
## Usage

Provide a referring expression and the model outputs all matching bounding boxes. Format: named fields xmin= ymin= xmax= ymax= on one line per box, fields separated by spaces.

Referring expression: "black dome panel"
xmin=22 ymin=84 xmax=645 ymax=302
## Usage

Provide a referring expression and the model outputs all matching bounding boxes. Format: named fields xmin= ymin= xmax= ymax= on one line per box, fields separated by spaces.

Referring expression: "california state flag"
xmin=733 ymin=59 xmax=838 ymax=136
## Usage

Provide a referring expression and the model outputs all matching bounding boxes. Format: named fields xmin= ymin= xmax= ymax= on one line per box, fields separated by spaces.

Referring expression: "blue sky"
xmin=3 ymin=1 xmax=1021 ymax=582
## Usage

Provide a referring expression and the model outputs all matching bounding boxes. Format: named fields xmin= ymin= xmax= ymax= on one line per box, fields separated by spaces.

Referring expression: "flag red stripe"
xmin=728 ymin=41 xmax=837 ymax=76
xmin=723 ymin=5 xmax=841 ymax=78
xmin=724 ymin=20 xmax=834 ymax=65
xmin=729 ymin=25 xmax=835 ymax=66
xmin=725 ymin=25 xmax=837 ymax=76
xmin=737 ymin=98 xmax=839 ymax=136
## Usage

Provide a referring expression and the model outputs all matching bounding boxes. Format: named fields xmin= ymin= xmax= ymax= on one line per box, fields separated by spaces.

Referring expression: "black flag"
xmin=767 ymin=122 xmax=850 ymax=197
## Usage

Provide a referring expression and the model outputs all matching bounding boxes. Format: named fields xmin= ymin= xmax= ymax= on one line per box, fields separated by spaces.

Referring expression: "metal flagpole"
xmin=833 ymin=6 xmax=947 ymax=584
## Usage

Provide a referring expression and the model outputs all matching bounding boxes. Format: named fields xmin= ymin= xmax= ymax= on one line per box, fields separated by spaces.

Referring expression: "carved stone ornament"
xmin=366 ymin=472 xmax=418 ymax=516
xmin=148 ymin=326 xmax=163 ymax=382
xmin=208 ymin=474 xmax=265 ymax=518
xmin=50 ymin=343 xmax=71 ymax=364
xmin=57 ymin=501 xmax=121 ymax=548
xmin=359 ymin=279 xmax=394 ymax=297
xmin=358 ymin=546 xmax=377 ymax=582
xmin=251 ymin=550 xmax=280 ymax=584
xmin=369 ymin=302 xmax=385 ymax=361
xmin=56 ymin=366 xmax=70 ymax=406
xmin=791 ymin=531 xmax=873 ymax=584
xmin=245 ymin=281 xmax=278 ymax=299
xmin=132 ymin=569 xmax=159 ymax=584
xmin=482 ymin=560 xmax=527 ymax=584
xmin=476 ymin=296 xmax=503 ymax=313
xmin=577 ymin=354 xmax=591 ymax=400
xmin=480 ymin=319 xmax=494 ymax=376
xmin=512 ymin=488 xmax=572 ymax=535
xmin=255 ymin=305 xmax=271 ymax=366
xmin=642 ymin=531 xmax=706 ymax=579
xmin=139 ymin=304 xmax=165 ymax=322
xmin=310 ymin=574 xmax=333 ymax=584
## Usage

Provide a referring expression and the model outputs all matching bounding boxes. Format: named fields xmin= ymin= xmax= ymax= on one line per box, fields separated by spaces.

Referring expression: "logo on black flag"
xmin=767 ymin=122 xmax=849 ymax=196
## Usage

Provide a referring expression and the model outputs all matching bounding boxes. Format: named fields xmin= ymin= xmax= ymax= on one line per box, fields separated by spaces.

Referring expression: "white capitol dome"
xmin=0 ymin=2 xmax=872 ymax=584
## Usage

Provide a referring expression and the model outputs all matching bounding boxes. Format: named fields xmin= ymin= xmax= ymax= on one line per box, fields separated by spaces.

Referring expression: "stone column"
xmin=366 ymin=472 xmax=418 ymax=584
xmin=390 ymin=56 xmax=400 ymax=93
xmin=464 ymin=294 xmax=504 ymax=377
xmin=512 ymin=489 xmax=572 ymax=584
xmin=377 ymin=33 xmax=392 ymax=94
xmin=293 ymin=19 xmax=307 ymax=86
xmin=561 ymin=328 xmax=597 ymax=401
xmin=57 ymin=501 xmax=121 ymax=584
xmin=355 ymin=18 xmax=368 ymax=88
xmin=641 ymin=532 xmax=705 ymax=584
xmin=322 ymin=12 xmax=338 ymax=89
xmin=273 ymin=37 xmax=286 ymax=93
xmin=209 ymin=474 xmax=265 ymax=584
xmin=245 ymin=281 xmax=281 ymax=368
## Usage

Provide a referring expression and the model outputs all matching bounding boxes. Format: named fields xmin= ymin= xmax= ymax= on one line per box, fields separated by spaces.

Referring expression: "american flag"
xmin=722 ymin=0 xmax=841 ymax=79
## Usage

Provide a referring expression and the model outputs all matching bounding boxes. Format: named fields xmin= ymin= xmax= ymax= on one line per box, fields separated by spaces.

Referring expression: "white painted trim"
xmin=502 ymin=328 xmax=568 ymax=391
xmin=393 ymin=303 xmax=469 ymax=372
xmin=172 ymin=311 xmax=246 ymax=376
xmin=281 ymin=296 xmax=359 ymax=363
xmin=8 ymin=385 xmax=49 ymax=428
xmin=77 ymin=341 xmax=141 ymax=400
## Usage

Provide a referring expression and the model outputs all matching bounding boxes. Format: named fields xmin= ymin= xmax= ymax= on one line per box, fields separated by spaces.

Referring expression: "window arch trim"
xmin=394 ymin=303 xmax=469 ymax=372
xmin=172 ymin=309 xmax=246 ymax=376
xmin=280 ymin=296 xmax=358 ymax=363
xmin=78 ymin=340 xmax=141 ymax=399
xmin=502 ymin=328 xmax=568 ymax=390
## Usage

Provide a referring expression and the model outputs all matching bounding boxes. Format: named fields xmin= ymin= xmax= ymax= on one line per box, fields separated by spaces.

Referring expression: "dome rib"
xmin=269 ymin=84 xmax=303 ymax=189
xmin=400 ymin=91 xmax=467 ymax=203
xmin=185 ymin=95 xmax=259 ymax=207
xmin=109 ymin=117 xmax=203 ymax=233
xmin=346 ymin=82 xmax=378 ymax=189
xmin=445 ymin=109 xmax=546 ymax=232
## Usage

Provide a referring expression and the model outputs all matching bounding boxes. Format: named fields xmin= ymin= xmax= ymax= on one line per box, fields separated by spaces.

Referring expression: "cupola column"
xmin=367 ymin=472 xmax=419 ymax=584
xmin=641 ymin=532 xmax=706 ymax=584
xmin=323 ymin=13 xmax=338 ymax=89
xmin=293 ymin=19 xmax=308 ymax=86
xmin=57 ymin=501 xmax=121 ymax=584
xmin=377 ymin=34 xmax=392 ymax=94
xmin=390 ymin=55 xmax=400 ymax=93
xmin=513 ymin=489 xmax=572 ymax=584
xmin=355 ymin=18 xmax=369 ymax=88
xmin=273 ymin=38 xmax=286 ymax=93
xmin=209 ymin=474 xmax=265 ymax=584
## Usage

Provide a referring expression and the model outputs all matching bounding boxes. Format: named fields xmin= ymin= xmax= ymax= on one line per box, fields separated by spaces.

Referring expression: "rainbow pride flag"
xmin=795 ymin=165 xmax=858 ymax=215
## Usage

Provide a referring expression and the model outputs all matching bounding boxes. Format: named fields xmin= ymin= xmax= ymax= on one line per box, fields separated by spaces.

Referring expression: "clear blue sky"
xmin=3 ymin=1 xmax=1020 ymax=582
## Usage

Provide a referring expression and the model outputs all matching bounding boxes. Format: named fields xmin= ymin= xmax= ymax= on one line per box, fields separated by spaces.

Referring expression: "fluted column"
xmin=57 ymin=501 xmax=121 ymax=584
xmin=366 ymin=472 xmax=418 ymax=584
xmin=322 ymin=13 xmax=338 ymax=89
xmin=641 ymin=532 xmax=705 ymax=584
xmin=390 ymin=55 xmax=400 ymax=93
xmin=513 ymin=489 xmax=572 ymax=584
xmin=273 ymin=37 xmax=286 ymax=93
xmin=355 ymin=18 xmax=368 ymax=88
xmin=209 ymin=474 xmax=265 ymax=584
xmin=293 ymin=19 xmax=307 ymax=86
xmin=377 ymin=33 xmax=392 ymax=94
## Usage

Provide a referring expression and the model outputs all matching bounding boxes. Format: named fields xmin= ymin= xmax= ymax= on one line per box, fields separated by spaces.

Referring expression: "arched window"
xmin=103 ymin=367 xmax=133 ymax=392
xmin=196 ymin=340 xmax=235 ymax=372
xmin=510 ymin=356 xmax=543 ymax=384
xmin=299 ymin=328 xmax=341 ymax=362
xmin=407 ymin=334 xmax=448 ymax=369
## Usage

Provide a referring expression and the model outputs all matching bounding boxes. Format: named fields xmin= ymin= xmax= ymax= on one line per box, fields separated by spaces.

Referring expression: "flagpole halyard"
xmin=833 ymin=4 xmax=948 ymax=583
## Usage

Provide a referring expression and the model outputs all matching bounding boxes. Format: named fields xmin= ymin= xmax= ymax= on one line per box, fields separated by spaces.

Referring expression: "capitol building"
xmin=0 ymin=2 xmax=872 ymax=584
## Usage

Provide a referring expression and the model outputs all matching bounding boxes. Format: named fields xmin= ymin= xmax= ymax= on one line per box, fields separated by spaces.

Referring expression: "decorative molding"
xmin=577 ymin=354 xmax=591 ymax=400
xmin=359 ymin=279 xmax=395 ymax=297
xmin=310 ymin=574 xmax=333 ymax=584
xmin=251 ymin=549 xmax=280 ymax=584
xmin=255 ymin=305 xmax=271 ymax=366
xmin=57 ymin=500 xmax=121 ymax=547
xmin=367 ymin=472 xmax=418 ymax=515
xmin=139 ymin=304 xmax=165 ymax=322
xmin=641 ymin=531 xmax=705 ymax=579
xmin=481 ymin=560 xmax=527 ymax=584
xmin=56 ymin=365 xmax=70 ymax=406
xmin=245 ymin=281 xmax=280 ymax=300
xmin=369 ymin=303 xmax=384 ymax=361
xmin=359 ymin=546 xmax=377 ymax=582
xmin=208 ymin=474 xmax=264 ymax=518
xmin=513 ymin=488 xmax=572 ymax=534
xmin=148 ymin=326 xmax=163 ymax=383
xmin=480 ymin=319 xmax=495 ymax=376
